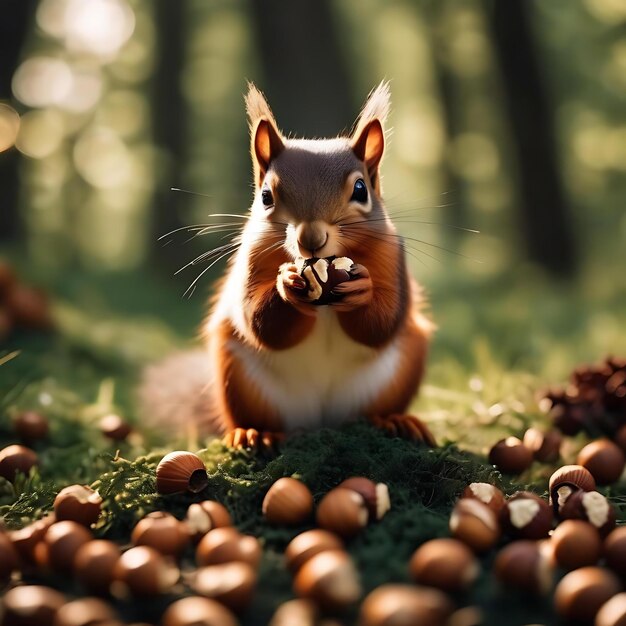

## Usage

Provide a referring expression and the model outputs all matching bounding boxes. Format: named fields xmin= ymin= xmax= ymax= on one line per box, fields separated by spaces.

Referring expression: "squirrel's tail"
xmin=137 ymin=349 xmax=224 ymax=437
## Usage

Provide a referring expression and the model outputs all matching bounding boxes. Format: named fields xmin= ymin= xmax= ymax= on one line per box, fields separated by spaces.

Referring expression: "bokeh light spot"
xmin=0 ymin=104 xmax=21 ymax=153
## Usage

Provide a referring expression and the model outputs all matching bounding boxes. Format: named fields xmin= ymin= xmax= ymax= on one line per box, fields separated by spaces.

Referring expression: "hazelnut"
xmin=285 ymin=529 xmax=344 ymax=573
xmin=2 ymin=585 xmax=65 ymax=626
xmin=155 ymin=450 xmax=208 ymax=495
xmin=461 ymin=482 xmax=506 ymax=514
xmin=338 ymin=477 xmax=390 ymax=521
xmin=604 ymin=527 xmax=626 ymax=577
xmin=554 ymin=566 xmax=621 ymax=623
xmin=184 ymin=500 xmax=232 ymax=542
xmin=548 ymin=464 xmax=596 ymax=512
xmin=5 ymin=284 xmax=52 ymax=329
xmin=298 ymin=256 xmax=354 ymax=305
xmin=293 ymin=549 xmax=361 ymax=611
xmin=0 ymin=444 xmax=38 ymax=482
xmin=501 ymin=491 xmax=553 ymax=539
xmin=614 ymin=424 xmax=626 ymax=453
xmin=449 ymin=498 xmax=500 ymax=552
xmin=0 ymin=531 xmax=19 ymax=583
xmin=161 ymin=596 xmax=238 ymax=626
xmin=13 ymin=411 xmax=49 ymax=443
xmin=262 ymin=477 xmax=314 ymax=526
xmin=447 ymin=606 xmax=484 ymax=626
xmin=551 ymin=520 xmax=602 ymax=570
xmin=488 ymin=437 xmax=533 ymax=474
xmin=131 ymin=511 xmax=189 ymax=556
xmin=409 ymin=538 xmax=479 ymax=592
xmin=54 ymin=485 xmax=102 ymax=527
xmin=9 ymin=515 xmax=55 ymax=564
xmin=359 ymin=584 xmax=454 ymax=626
xmin=112 ymin=546 xmax=179 ymax=597
xmin=316 ymin=488 xmax=368 ymax=538
xmin=98 ymin=414 xmax=132 ymax=441
xmin=196 ymin=527 xmax=261 ymax=568
xmin=494 ymin=540 xmax=554 ymax=594
xmin=36 ymin=520 xmax=92 ymax=573
xmin=559 ymin=490 xmax=616 ymax=537
xmin=52 ymin=598 xmax=118 ymax=626
xmin=577 ymin=439 xmax=626 ymax=485
xmin=523 ymin=428 xmax=562 ymax=463
xmin=596 ymin=593 xmax=626 ymax=626
xmin=268 ymin=599 xmax=318 ymax=626
xmin=73 ymin=539 xmax=121 ymax=595
xmin=192 ymin=562 xmax=256 ymax=611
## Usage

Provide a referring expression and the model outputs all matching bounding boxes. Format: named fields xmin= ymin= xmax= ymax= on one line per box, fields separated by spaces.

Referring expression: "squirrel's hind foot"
xmin=369 ymin=413 xmax=437 ymax=447
xmin=223 ymin=427 xmax=285 ymax=453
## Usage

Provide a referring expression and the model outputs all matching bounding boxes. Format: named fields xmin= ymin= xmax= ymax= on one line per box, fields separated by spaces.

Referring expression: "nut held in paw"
xmin=297 ymin=256 xmax=353 ymax=304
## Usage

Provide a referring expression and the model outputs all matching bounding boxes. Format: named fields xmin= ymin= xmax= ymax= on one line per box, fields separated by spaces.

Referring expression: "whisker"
xmin=175 ymin=241 xmax=240 ymax=275
xmin=183 ymin=246 xmax=240 ymax=298
xmin=339 ymin=217 xmax=479 ymax=234
xmin=171 ymin=187 xmax=212 ymax=198
xmin=339 ymin=230 xmax=430 ymax=269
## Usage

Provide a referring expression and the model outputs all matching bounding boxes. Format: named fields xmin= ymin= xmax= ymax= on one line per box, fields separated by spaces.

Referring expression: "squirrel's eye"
xmin=261 ymin=187 xmax=273 ymax=208
xmin=350 ymin=178 xmax=368 ymax=204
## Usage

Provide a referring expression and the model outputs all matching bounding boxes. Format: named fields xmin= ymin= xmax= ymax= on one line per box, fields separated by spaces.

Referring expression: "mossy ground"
xmin=1 ymin=302 xmax=625 ymax=626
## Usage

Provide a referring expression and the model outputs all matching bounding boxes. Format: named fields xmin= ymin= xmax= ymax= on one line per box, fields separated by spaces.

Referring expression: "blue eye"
xmin=261 ymin=186 xmax=273 ymax=207
xmin=350 ymin=178 xmax=368 ymax=203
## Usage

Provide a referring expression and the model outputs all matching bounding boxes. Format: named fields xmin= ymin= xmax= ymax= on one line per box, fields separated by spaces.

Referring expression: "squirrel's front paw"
xmin=331 ymin=264 xmax=373 ymax=311
xmin=276 ymin=263 xmax=318 ymax=315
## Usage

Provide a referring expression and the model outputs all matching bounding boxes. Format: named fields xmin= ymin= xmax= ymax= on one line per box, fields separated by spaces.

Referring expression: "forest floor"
xmin=1 ymin=266 xmax=626 ymax=626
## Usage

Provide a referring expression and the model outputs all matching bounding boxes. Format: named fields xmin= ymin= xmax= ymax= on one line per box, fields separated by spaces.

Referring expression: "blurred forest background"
xmin=1 ymin=0 xmax=625 ymax=386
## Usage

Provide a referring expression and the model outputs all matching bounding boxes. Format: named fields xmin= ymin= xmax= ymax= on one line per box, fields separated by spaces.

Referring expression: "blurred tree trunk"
xmin=485 ymin=0 xmax=577 ymax=276
xmin=150 ymin=0 xmax=187 ymax=266
xmin=0 ymin=0 xmax=35 ymax=243
xmin=249 ymin=0 xmax=354 ymax=137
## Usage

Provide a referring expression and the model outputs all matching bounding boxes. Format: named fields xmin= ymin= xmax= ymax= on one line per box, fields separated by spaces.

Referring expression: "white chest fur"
xmin=227 ymin=308 xmax=402 ymax=431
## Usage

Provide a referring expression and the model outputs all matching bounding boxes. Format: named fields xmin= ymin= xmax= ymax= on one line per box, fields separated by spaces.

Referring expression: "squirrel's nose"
xmin=296 ymin=221 xmax=328 ymax=257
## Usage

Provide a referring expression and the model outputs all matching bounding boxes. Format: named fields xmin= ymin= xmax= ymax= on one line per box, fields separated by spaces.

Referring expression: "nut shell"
xmin=549 ymin=464 xmax=596 ymax=511
xmin=554 ymin=566 xmax=621 ymax=623
xmin=2 ymin=585 xmax=65 ymax=626
xmin=523 ymin=428 xmax=562 ymax=463
xmin=185 ymin=500 xmax=233 ymax=542
xmin=54 ymin=485 xmax=102 ymax=527
xmin=293 ymin=549 xmax=361 ymax=611
xmin=577 ymin=439 xmax=626 ymax=485
xmin=74 ymin=539 xmax=121 ymax=595
xmin=285 ymin=529 xmax=344 ymax=573
xmin=551 ymin=520 xmax=602 ymax=570
xmin=192 ymin=562 xmax=257 ymax=611
xmin=52 ymin=597 xmax=118 ymax=626
xmin=501 ymin=491 xmax=553 ymax=539
xmin=595 ymin=592 xmax=626 ymax=626
xmin=112 ymin=546 xmax=179 ymax=597
xmin=9 ymin=515 xmax=56 ymax=564
xmin=359 ymin=584 xmax=454 ymax=626
xmin=604 ymin=527 xmax=626 ymax=577
xmin=196 ymin=527 xmax=261 ymax=568
xmin=0 ymin=531 xmax=19 ymax=583
xmin=299 ymin=256 xmax=353 ymax=305
xmin=338 ymin=477 xmax=390 ymax=521
xmin=262 ymin=478 xmax=313 ymax=526
xmin=0 ymin=444 xmax=38 ymax=482
xmin=449 ymin=498 xmax=500 ymax=552
xmin=488 ymin=437 xmax=533 ymax=474
xmin=156 ymin=451 xmax=208 ymax=495
xmin=13 ymin=411 xmax=49 ymax=442
xmin=494 ymin=540 xmax=554 ymax=594
xmin=461 ymin=482 xmax=506 ymax=514
xmin=98 ymin=414 xmax=132 ymax=441
xmin=559 ymin=490 xmax=616 ymax=537
xmin=268 ymin=599 xmax=318 ymax=626
xmin=131 ymin=511 xmax=189 ymax=556
xmin=409 ymin=538 xmax=479 ymax=592
xmin=316 ymin=488 xmax=368 ymax=538
xmin=161 ymin=597 xmax=238 ymax=626
xmin=37 ymin=520 xmax=92 ymax=573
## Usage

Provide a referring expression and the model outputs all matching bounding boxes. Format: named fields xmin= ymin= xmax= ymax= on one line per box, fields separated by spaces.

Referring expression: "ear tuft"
xmin=353 ymin=80 xmax=391 ymax=132
xmin=245 ymin=82 xmax=278 ymax=129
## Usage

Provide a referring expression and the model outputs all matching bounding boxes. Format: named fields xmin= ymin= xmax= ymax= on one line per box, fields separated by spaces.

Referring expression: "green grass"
xmin=1 ymin=267 xmax=625 ymax=625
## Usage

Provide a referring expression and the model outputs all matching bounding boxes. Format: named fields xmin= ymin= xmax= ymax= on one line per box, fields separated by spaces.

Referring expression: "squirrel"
xmin=140 ymin=82 xmax=435 ymax=449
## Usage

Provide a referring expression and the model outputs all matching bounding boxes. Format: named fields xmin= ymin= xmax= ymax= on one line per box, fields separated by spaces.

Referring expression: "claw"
xmin=369 ymin=414 xmax=436 ymax=447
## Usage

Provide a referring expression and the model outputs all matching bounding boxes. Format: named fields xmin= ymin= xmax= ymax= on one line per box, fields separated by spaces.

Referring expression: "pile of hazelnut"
xmin=445 ymin=465 xmax=626 ymax=625
xmin=0 ymin=259 xmax=53 ymax=341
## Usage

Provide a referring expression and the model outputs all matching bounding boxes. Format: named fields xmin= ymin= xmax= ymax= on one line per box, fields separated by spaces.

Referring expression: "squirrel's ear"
xmin=245 ymin=83 xmax=284 ymax=185
xmin=252 ymin=118 xmax=284 ymax=184
xmin=351 ymin=82 xmax=390 ymax=186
